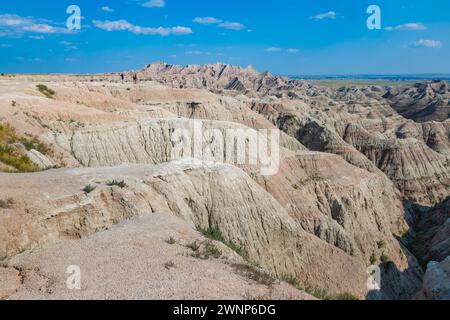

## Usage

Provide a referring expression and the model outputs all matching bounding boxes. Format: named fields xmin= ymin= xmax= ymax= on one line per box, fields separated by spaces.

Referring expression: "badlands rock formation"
xmin=0 ymin=63 xmax=449 ymax=300
xmin=384 ymin=81 xmax=450 ymax=123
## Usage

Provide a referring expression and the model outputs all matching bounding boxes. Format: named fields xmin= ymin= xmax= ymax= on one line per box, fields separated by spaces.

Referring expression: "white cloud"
xmin=65 ymin=58 xmax=78 ymax=62
xmin=218 ymin=22 xmax=245 ymax=30
xmin=287 ymin=48 xmax=299 ymax=53
xmin=185 ymin=50 xmax=203 ymax=55
xmin=101 ymin=6 xmax=114 ymax=12
xmin=142 ymin=0 xmax=166 ymax=8
xmin=193 ymin=17 xmax=222 ymax=25
xmin=0 ymin=14 xmax=72 ymax=36
xmin=29 ymin=35 xmax=45 ymax=40
xmin=93 ymin=19 xmax=192 ymax=36
xmin=311 ymin=11 xmax=336 ymax=20
xmin=410 ymin=39 xmax=442 ymax=48
xmin=265 ymin=47 xmax=282 ymax=52
xmin=385 ymin=23 xmax=426 ymax=31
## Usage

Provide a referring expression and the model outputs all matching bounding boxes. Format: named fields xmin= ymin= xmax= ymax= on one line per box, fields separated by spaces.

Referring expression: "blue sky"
xmin=1 ymin=0 xmax=449 ymax=75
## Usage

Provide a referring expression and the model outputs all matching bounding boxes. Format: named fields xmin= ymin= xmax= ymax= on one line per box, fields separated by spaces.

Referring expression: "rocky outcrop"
xmin=2 ymin=214 xmax=314 ymax=300
xmin=416 ymin=257 xmax=450 ymax=300
xmin=0 ymin=161 xmax=423 ymax=299
xmin=384 ymin=81 xmax=450 ymax=122
xmin=411 ymin=197 xmax=450 ymax=265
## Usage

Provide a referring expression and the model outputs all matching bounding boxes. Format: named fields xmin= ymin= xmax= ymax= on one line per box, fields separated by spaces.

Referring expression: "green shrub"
xmin=106 ymin=180 xmax=127 ymax=188
xmin=83 ymin=184 xmax=95 ymax=194
xmin=166 ymin=237 xmax=176 ymax=245
xmin=0 ymin=198 xmax=14 ymax=209
xmin=0 ymin=123 xmax=50 ymax=172
xmin=191 ymin=241 xmax=222 ymax=260
xmin=232 ymin=263 xmax=275 ymax=287
xmin=36 ymin=84 xmax=55 ymax=99
xmin=197 ymin=226 xmax=243 ymax=256
xmin=281 ymin=274 xmax=300 ymax=287
xmin=19 ymin=136 xmax=51 ymax=155
xmin=332 ymin=292 xmax=359 ymax=300
xmin=202 ymin=241 xmax=222 ymax=259
xmin=377 ymin=240 xmax=386 ymax=249
xmin=370 ymin=253 xmax=377 ymax=265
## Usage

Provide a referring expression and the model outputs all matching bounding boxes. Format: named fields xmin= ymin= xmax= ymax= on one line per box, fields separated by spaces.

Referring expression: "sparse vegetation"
xmin=19 ymin=136 xmax=51 ymax=155
xmin=36 ymin=84 xmax=55 ymax=99
xmin=293 ymin=172 xmax=324 ymax=189
xmin=232 ymin=263 xmax=275 ymax=287
xmin=83 ymin=184 xmax=96 ymax=194
xmin=197 ymin=226 xmax=243 ymax=257
xmin=186 ymin=241 xmax=200 ymax=252
xmin=380 ymin=254 xmax=391 ymax=263
xmin=377 ymin=240 xmax=386 ymax=249
xmin=190 ymin=240 xmax=222 ymax=260
xmin=370 ymin=253 xmax=377 ymax=265
xmin=166 ymin=237 xmax=176 ymax=245
xmin=106 ymin=180 xmax=127 ymax=188
xmin=164 ymin=261 xmax=176 ymax=270
xmin=0 ymin=123 xmax=41 ymax=172
xmin=333 ymin=292 xmax=360 ymax=300
xmin=0 ymin=198 xmax=14 ymax=209
xmin=202 ymin=241 xmax=222 ymax=259
xmin=281 ymin=273 xmax=300 ymax=287
xmin=280 ymin=273 xmax=358 ymax=300
xmin=11 ymin=100 xmax=16 ymax=107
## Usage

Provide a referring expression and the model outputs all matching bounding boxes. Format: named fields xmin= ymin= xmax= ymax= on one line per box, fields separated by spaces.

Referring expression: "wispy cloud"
xmin=0 ymin=44 xmax=12 ymax=48
xmin=0 ymin=14 xmax=73 ymax=36
xmin=93 ymin=19 xmax=192 ymax=36
xmin=142 ymin=0 xmax=166 ymax=8
xmin=60 ymin=41 xmax=78 ymax=50
xmin=193 ymin=17 xmax=222 ymax=25
xmin=265 ymin=47 xmax=298 ymax=53
xmin=265 ymin=47 xmax=282 ymax=52
xmin=194 ymin=17 xmax=246 ymax=31
xmin=385 ymin=23 xmax=426 ymax=31
xmin=409 ymin=39 xmax=442 ymax=48
xmin=310 ymin=11 xmax=336 ymax=21
xmin=218 ymin=22 xmax=246 ymax=31
xmin=185 ymin=50 xmax=203 ymax=55
xmin=29 ymin=35 xmax=45 ymax=40
xmin=101 ymin=6 xmax=114 ymax=12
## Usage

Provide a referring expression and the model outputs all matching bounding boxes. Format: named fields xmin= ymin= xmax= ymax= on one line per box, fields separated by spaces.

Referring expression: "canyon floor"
xmin=0 ymin=63 xmax=449 ymax=300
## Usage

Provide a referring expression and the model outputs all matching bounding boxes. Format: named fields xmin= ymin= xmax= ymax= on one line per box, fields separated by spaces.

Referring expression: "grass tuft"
xmin=83 ymin=184 xmax=96 ymax=194
xmin=106 ymin=180 xmax=127 ymax=188
xmin=197 ymin=226 xmax=243 ymax=257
